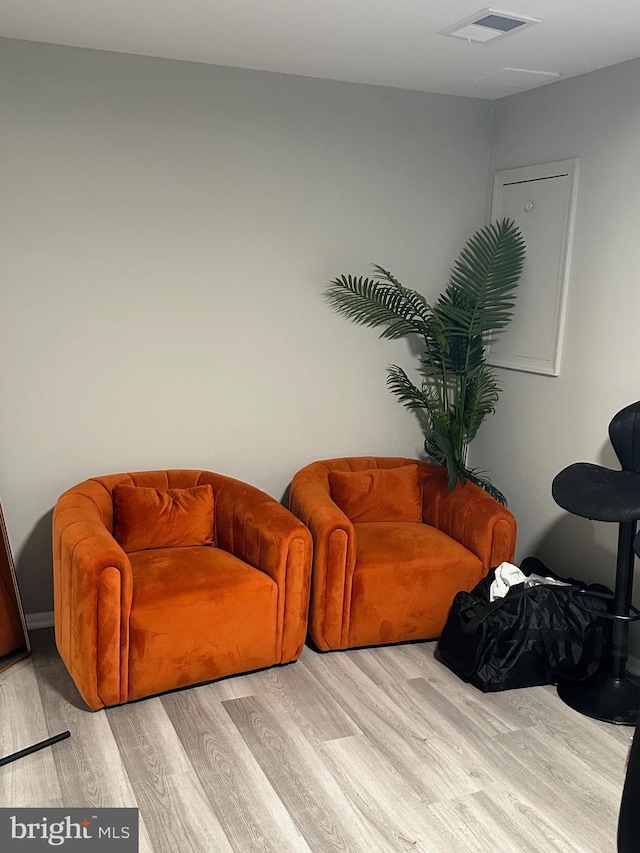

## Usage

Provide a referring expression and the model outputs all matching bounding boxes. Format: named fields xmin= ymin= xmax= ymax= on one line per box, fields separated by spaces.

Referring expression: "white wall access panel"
xmin=487 ymin=159 xmax=579 ymax=376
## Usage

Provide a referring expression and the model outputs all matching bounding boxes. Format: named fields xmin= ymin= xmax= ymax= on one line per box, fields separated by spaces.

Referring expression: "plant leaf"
xmin=436 ymin=218 xmax=526 ymax=337
xmin=325 ymin=271 xmax=432 ymax=339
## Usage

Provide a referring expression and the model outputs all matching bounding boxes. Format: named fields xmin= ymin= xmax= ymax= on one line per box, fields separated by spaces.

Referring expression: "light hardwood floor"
xmin=0 ymin=629 xmax=632 ymax=852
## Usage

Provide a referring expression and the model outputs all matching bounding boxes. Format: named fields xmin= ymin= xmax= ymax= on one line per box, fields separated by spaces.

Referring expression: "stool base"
xmin=557 ymin=670 xmax=640 ymax=725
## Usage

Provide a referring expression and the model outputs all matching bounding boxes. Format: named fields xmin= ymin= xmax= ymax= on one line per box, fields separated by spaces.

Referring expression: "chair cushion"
xmin=113 ymin=484 xmax=214 ymax=552
xmin=328 ymin=465 xmax=422 ymax=523
xmin=347 ymin=521 xmax=483 ymax=647
xmin=127 ymin=546 xmax=278 ymax=700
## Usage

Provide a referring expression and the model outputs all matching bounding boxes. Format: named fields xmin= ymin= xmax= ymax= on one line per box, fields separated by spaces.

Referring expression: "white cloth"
xmin=489 ymin=561 xmax=527 ymax=602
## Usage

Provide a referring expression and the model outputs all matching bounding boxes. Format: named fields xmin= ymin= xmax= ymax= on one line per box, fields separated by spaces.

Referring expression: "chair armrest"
xmin=203 ymin=473 xmax=312 ymax=664
xmin=53 ymin=493 xmax=133 ymax=710
xmin=289 ymin=473 xmax=357 ymax=651
xmin=423 ymin=475 xmax=516 ymax=569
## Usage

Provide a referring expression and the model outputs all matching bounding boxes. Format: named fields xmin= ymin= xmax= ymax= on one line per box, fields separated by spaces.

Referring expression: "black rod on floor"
xmin=0 ymin=731 xmax=70 ymax=768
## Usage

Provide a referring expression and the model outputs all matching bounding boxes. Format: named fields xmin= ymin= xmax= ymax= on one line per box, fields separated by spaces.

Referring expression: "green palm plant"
xmin=325 ymin=218 xmax=526 ymax=505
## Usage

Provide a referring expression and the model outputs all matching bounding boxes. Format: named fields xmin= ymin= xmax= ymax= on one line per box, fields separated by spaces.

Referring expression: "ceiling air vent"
xmin=440 ymin=9 xmax=541 ymax=43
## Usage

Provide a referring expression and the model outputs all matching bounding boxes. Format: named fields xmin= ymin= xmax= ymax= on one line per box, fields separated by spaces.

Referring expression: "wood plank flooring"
xmin=0 ymin=629 xmax=632 ymax=852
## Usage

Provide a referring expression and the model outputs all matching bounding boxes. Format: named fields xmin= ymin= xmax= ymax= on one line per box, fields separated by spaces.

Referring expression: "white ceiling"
xmin=1 ymin=1 xmax=640 ymax=99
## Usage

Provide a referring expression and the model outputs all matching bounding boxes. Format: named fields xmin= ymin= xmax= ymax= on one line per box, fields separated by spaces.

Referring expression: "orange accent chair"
xmin=289 ymin=457 xmax=516 ymax=651
xmin=53 ymin=469 xmax=312 ymax=710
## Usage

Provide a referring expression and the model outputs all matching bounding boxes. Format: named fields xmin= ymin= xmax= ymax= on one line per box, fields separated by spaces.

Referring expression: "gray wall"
xmin=471 ymin=57 xmax=640 ymax=654
xmin=0 ymin=38 xmax=493 ymax=615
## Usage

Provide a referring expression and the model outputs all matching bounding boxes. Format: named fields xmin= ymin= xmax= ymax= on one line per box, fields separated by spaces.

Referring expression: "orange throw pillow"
xmin=113 ymin=484 xmax=214 ymax=552
xmin=328 ymin=465 xmax=422 ymax=523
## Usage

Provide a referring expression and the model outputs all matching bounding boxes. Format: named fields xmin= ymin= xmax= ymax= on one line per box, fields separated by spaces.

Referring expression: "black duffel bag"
xmin=435 ymin=557 xmax=612 ymax=692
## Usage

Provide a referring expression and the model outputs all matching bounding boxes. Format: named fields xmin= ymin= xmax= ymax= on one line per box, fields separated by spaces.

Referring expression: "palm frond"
xmin=324 ymin=275 xmax=410 ymax=329
xmin=386 ymin=365 xmax=429 ymax=411
xmin=436 ymin=218 xmax=526 ymax=337
xmin=324 ymin=272 xmax=431 ymax=339
xmin=441 ymin=332 xmax=484 ymax=375
xmin=425 ymin=430 xmax=464 ymax=493
xmin=462 ymin=364 xmax=501 ymax=444
xmin=387 ymin=366 xmax=448 ymax=421
xmin=372 ymin=265 xmax=432 ymax=328
xmin=459 ymin=465 xmax=508 ymax=506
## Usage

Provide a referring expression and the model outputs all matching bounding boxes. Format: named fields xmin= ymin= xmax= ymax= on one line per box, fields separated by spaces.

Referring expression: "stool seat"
xmin=552 ymin=463 xmax=640 ymax=523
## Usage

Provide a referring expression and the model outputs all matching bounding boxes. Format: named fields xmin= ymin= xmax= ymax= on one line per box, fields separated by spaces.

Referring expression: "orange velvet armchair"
xmin=289 ymin=457 xmax=516 ymax=651
xmin=53 ymin=469 xmax=312 ymax=710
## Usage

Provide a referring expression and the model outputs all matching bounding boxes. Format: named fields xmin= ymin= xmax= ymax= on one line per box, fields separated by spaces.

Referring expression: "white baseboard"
xmin=26 ymin=611 xmax=54 ymax=630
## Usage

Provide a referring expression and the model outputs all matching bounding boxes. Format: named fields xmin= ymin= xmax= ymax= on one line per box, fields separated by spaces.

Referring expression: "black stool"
xmin=552 ymin=400 xmax=640 ymax=725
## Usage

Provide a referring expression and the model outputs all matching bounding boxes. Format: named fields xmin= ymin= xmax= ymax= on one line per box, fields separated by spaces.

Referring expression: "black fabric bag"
xmin=435 ymin=557 xmax=612 ymax=692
